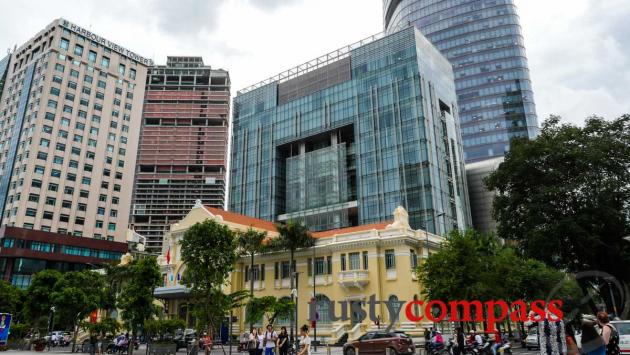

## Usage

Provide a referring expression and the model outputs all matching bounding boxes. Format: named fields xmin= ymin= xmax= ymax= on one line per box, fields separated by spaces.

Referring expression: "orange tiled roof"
xmin=311 ymin=221 xmax=391 ymax=239
xmin=204 ymin=207 xmax=278 ymax=232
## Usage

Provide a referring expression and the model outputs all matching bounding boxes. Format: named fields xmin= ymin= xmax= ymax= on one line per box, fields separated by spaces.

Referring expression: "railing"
xmin=244 ymin=280 xmax=265 ymax=291
xmin=308 ymin=274 xmax=333 ymax=286
xmin=332 ymin=323 xmax=347 ymax=342
xmin=348 ymin=323 xmax=363 ymax=341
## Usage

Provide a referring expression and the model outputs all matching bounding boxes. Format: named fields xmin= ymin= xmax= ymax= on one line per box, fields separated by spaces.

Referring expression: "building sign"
xmin=0 ymin=313 xmax=12 ymax=345
xmin=59 ymin=19 xmax=154 ymax=67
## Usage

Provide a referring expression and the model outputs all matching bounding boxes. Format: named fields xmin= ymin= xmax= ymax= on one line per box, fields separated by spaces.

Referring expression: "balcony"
xmin=308 ymin=274 xmax=333 ymax=287
xmin=244 ymin=280 xmax=265 ymax=291
xmin=338 ymin=270 xmax=369 ymax=290
xmin=274 ymin=279 xmax=291 ymax=289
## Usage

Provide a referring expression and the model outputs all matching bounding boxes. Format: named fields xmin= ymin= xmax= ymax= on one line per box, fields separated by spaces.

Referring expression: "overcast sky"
xmin=1 ymin=0 xmax=628 ymax=126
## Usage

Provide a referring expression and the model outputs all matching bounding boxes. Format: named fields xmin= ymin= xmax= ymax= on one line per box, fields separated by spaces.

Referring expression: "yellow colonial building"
xmin=154 ymin=200 xmax=444 ymax=343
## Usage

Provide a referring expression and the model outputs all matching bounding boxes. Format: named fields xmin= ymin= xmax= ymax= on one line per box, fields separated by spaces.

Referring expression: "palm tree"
xmin=271 ymin=220 xmax=314 ymax=344
xmin=237 ymin=228 xmax=269 ymax=297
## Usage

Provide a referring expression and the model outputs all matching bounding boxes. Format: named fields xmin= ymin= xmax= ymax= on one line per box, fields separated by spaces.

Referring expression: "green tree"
xmin=271 ymin=220 xmax=314 ymax=338
xmin=24 ymin=269 xmax=62 ymax=330
xmin=236 ymin=228 xmax=268 ymax=328
xmin=51 ymin=270 xmax=107 ymax=351
xmin=418 ymin=230 xmax=584 ymax=330
xmin=117 ymin=257 xmax=161 ymax=355
xmin=180 ymin=220 xmax=239 ymax=339
xmin=245 ymin=296 xmax=294 ymax=326
xmin=485 ymin=115 xmax=630 ymax=313
xmin=0 ymin=280 xmax=24 ymax=318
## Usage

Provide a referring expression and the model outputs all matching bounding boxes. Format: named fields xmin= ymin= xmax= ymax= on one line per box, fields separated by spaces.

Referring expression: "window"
xmin=63 ymin=105 xmax=73 ymax=113
xmin=25 ymin=208 xmax=37 ymax=217
xmin=52 ymin=75 xmax=63 ymax=84
xmin=45 ymin=112 xmax=56 ymax=121
xmin=34 ymin=165 xmax=45 ymax=174
xmin=81 ymin=177 xmax=91 ymax=185
xmin=75 ymin=217 xmax=85 ymax=225
xmin=62 ymin=200 xmax=72 ymax=208
xmin=129 ymin=68 xmax=136 ymax=80
xmin=108 ymin=223 xmax=116 ymax=232
xmin=64 ymin=186 xmax=74 ymax=195
xmin=69 ymin=160 xmax=79 ymax=168
xmin=110 ymin=210 xmax=117 ymax=217
xmin=60 ymin=38 xmax=70 ymax=50
xmin=40 ymin=138 xmax=50 ymax=147
xmin=95 ymin=220 xmax=103 ymax=228
xmin=50 ymin=87 xmax=60 ymax=96
xmin=101 ymin=56 xmax=110 ymax=68
xmin=48 ymin=183 xmax=59 ymax=192
xmin=60 ymin=214 xmax=70 ymax=223
xmin=51 ymin=169 xmax=61 ymax=178
xmin=99 ymin=194 xmax=107 ymax=202
xmin=97 ymin=80 xmax=106 ymax=89
xmin=349 ymin=252 xmax=360 ymax=270
xmin=67 ymin=173 xmax=76 ymax=181
xmin=112 ymin=197 xmax=119 ymax=205
xmin=68 ymin=81 xmax=77 ymax=89
xmin=88 ymin=50 xmax=97 ymax=62
xmin=56 ymin=143 xmax=66 ymax=151
xmin=53 ymin=156 xmax=63 ymax=164
xmin=363 ymin=251 xmax=369 ymax=270
xmin=385 ymin=249 xmax=396 ymax=269
xmin=74 ymin=44 xmax=83 ymax=56
xmin=32 ymin=179 xmax=42 ymax=188
xmin=47 ymin=99 xmax=58 ymax=109
xmin=281 ymin=261 xmax=291 ymax=279
xmin=45 ymin=197 xmax=56 ymax=206
xmin=60 ymin=118 xmax=70 ymax=127
xmin=97 ymin=207 xmax=105 ymax=215
xmin=77 ymin=203 xmax=87 ymax=211
xmin=118 ymin=64 xmax=125 ymax=76
xmin=28 ymin=194 xmax=39 ymax=203
xmin=70 ymin=69 xmax=79 ymax=78
xmin=340 ymin=254 xmax=346 ymax=271
xmin=55 ymin=63 xmax=65 ymax=72
xmin=410 ymin=249 xmax=418 ymax=269
xmin=84 ymin=164 xmax=93 ymax=172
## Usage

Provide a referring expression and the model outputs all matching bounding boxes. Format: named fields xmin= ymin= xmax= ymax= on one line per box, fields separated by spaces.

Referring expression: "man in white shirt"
xmin=264 ymin=324 xmax=278 ymax=355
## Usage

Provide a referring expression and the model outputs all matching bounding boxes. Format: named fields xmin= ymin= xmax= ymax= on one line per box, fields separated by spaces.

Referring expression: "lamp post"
xmin=312 ymin=246 xmax=317 ymax=351
xmin=292 ymin=271 xmax=301 ymax=352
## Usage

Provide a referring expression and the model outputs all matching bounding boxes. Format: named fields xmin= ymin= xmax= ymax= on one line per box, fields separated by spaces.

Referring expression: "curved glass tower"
xmin=384 ymin=0 xmax=538 ymax=162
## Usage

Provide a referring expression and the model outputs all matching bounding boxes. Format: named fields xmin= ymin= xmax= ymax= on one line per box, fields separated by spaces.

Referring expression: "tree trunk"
xmin=71 ymin=318 xmax=79 ymax=353
xmin=249 ymin=253 xmax=255 ymax=330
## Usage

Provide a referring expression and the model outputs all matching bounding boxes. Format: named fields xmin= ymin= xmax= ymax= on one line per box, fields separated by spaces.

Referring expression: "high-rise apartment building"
xmin=131 ymin=57 xmax=230 ymax=254
xmin=384 ymin=0 xmax=538 ymax=162
xmin=230 ymin=27 xmax=471 ymax=235
xmin=0 ymin=19 xmax=150 ymax=286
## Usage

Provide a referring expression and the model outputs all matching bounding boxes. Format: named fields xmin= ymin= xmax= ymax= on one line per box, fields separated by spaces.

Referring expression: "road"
xmin=5 ymin=345 xmax=542 ymax=355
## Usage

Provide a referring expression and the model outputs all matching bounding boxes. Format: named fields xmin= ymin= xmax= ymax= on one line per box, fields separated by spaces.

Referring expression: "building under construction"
xmin=131 ymin=56 xmax=230 ymax=254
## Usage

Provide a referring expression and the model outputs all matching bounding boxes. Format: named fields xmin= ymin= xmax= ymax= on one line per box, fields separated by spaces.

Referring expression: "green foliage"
xmin=180 ymin=220 xmax=240 ymax=333
xmin=9 ymin=323 xmax=30 ymax=340
xmin=271 ymin=220 xmax=314 ymax=254
xmin=24 ymin=269 xmax=62 ymax=327
xmin=418 ymin=230 xmax=584 ymax=311
xmin=237 ymin=228 xmax=268 ymax=258
xmin=144 ymin=318 xmax=186 ymax=338
xmin=245 ymin=296 xmax=294 ymax=326
xmin=51 ymin=270 xmax=106 ymax=329
xmin=485 ymin=115 xmax=630 ymax=311
xmin=81 ymin=317 xmax=121 ymax=336
xmin=117 ymin=257 xmax=161 ymax=339
xmin=0 ymin=280 xmax=24 ymax=317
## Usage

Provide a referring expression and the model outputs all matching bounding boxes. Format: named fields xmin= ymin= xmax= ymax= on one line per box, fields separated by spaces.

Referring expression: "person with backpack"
xmin=263 ymin=324 xmax=278 ymax=355
xmin=597 ymin=311 xmax=621 ymax=355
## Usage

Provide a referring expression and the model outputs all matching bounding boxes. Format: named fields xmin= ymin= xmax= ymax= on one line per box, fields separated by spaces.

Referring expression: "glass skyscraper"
xmin=230 ymin=27 xmax=471 ymax=235
xmin=384 ymin=0 xmax=538 ymax=162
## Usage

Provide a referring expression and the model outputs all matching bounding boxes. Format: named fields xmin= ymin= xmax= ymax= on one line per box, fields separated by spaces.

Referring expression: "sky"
xmin=1 ymin=0 xmax=628 ymax=127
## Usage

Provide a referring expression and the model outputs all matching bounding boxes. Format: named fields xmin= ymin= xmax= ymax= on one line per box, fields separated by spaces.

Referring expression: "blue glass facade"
xmin=230 ymin=27 xmax=471 ymax=235
xmin=384 ymin=0 xmax=539 ymax=162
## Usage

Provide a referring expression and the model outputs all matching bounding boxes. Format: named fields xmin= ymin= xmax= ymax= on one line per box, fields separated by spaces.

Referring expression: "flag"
xmin=166 ymin=247 xmax=171 ymax=264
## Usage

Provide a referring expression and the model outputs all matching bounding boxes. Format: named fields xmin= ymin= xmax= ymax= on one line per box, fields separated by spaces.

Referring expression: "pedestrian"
xmin=264 ymin=324 xmax=278 ymax=355
xmin=424 ymin=328 xmax=431 ymax=350
xmin=565 ymin=323 xmax=579 ymax=355
xmin=454 ymin=327 xmax=465 ymax=355
xmin=89 ymin=332 xmax=97 ymax=355
xmin=581 ymin=315 xmax=606 ymax=355
xmin=277 ymin=327 xmax=289 ymax=355
xmin=257 ymin=327 xmax=265 ymax=355
xmin=597 ymin=311 xmax=621 ymax=355
xmin=297 ymin=325 xmax=311 ymax=355
xmin=248 ymin=328 xmax=260 ymax=355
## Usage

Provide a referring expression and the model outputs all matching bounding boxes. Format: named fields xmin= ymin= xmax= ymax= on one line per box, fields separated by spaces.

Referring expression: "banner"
xmin=0 ymin=313 xmax=12 ymax=345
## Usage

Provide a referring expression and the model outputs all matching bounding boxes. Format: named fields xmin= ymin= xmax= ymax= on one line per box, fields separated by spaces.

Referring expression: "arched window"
xmin=389 ymin=295 xmax=401 ymax=323
xmin=316 ymin=295 xmax=332 ymax=325
xmin=276 ymin=297 xmax=291 ymax=326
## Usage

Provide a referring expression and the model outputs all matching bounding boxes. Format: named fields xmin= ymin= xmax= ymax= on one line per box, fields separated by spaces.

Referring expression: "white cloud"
xmin=0 ymin=0 xmax=626 ymax=127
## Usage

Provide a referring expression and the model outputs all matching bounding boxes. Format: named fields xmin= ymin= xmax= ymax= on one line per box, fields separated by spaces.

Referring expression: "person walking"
xmin=256 ymin=327 xmax=265 ymax=355
xmin=264 ymin=324 xmax=278 ymax=355
xmin=597 ymin=311 xmax=621 ymax=355
xmin=454 ymin=328 xmax=465 ymax=355
xmin=582 ymin=315 xmax=606 ymax=355
xmin=277 ymin=327 xmax=289 ymax=355
xmin=297 ymin=325 xmax=311 ymax=355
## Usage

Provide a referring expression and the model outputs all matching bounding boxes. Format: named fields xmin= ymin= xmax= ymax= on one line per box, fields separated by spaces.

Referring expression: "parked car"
xmin=525 ymin=328 xmax=539 ymax=350
xmin=611 ymin=320 xmax=630 ymax=354
xmin=343 ymin=331 xmax=415 ymax=355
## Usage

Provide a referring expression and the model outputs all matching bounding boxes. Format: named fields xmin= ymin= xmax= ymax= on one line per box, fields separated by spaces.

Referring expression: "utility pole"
xmin=312 ymin=246 xmax=317 ymax=352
